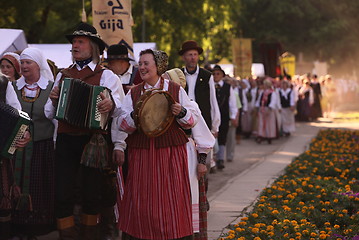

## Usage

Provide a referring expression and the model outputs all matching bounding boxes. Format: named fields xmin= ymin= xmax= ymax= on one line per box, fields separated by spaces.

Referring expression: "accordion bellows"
xmin=55 ymin=78 xmax=110 ymax=130
xmin=0 ymin=102 xmax=31 ymax=158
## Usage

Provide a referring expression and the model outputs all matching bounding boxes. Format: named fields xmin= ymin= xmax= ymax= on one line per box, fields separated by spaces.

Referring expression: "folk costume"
xmin=310 ymin=80 xmax=323 ymax=119
xmin=12 ymin=47 xmax=56 ymax=236
xmin=0 ymin=73 xmax=22 ymax=239
xmin=214 ymin=77 xmax=238 ymax=168
xmin=296 ymin=82 xmax=314 ymax=122
xmin=117 ymin=77 xmax=199 ymax=239
xmin=279 ymin=87 xmax=296 ymax=135
xmin=241 ymin=85 xmax=258 ymax=138
xmin=164 ymin=68 xmax=214 ymax=239
xmin=255 ymin=83 xmax=278 ymax=143
xmin=44 ymin=22 xmax=125 ymax=240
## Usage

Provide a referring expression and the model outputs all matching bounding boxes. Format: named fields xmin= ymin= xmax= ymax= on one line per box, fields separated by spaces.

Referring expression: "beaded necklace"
xmin=21 ymin=85 xmax=40 ymax=103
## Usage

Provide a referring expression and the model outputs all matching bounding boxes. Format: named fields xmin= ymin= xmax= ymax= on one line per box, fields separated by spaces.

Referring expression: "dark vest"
xmin=216 ymin=82 xmax=231 ymax=124
xmin=126 ymin=80 xmax=188 ymax=149
xmin=279 ymin=90 xmax=292 ymax=108
xmin=57 ymin=64 xmax=105 ymax=134
xmin=259 ymin=92 xmax=272 ymax=107
xmin=13 ymin=80 xmax=54 ymax=141
xmin=122 ymin=66 xmax=140 ymax=94
xmin=0 ymin=75 xmax=8 ymax=103
xmin=183 ymin=68 xmax=212 ymax=129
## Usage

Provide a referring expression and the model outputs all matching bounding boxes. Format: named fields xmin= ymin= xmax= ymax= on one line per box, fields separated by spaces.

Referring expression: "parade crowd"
xmin=0 ymin=22 xmax=343 ymax=240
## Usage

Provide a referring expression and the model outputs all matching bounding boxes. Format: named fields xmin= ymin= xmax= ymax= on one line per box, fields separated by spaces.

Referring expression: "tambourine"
xmin=133 ymin=89 xmax=175 ymax=138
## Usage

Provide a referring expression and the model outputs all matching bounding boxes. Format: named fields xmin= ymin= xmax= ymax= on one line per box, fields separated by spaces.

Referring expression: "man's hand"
xmin=112 ymin=150 xmax=125 ymax=166
xmin=197 ymin=163 xmax=207 ymax=179
xmin=49 ymin=86 xmax=60 ymax=107
xmin=98 ymin=92 xmax=114 ymax=114
xmin=16 ymin=130 xmax=31 ymax=148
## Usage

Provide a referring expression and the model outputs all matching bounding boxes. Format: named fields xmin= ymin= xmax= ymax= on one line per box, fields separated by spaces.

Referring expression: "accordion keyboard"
xmin=8 ymin=124 xmax=28 ymax=155
xmin=94 ymin=94 xmax=102 ymax=122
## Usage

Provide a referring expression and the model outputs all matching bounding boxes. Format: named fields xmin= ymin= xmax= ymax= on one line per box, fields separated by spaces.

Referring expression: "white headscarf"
xmin=20 ymin=47 xmax=54 ymax=81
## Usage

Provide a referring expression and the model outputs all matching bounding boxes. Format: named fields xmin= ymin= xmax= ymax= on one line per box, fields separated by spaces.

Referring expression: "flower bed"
xmin=222 ymin=129 xmax=359 ymax=240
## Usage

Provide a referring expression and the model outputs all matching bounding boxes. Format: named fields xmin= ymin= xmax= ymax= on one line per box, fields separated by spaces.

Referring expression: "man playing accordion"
xmin=45 ymin=22 xmax=125 ymax=240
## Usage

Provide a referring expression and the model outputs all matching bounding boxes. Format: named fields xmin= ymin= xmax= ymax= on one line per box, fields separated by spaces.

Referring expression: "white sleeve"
xmin=44 ymin=72 xmax=62 ymax=119
xmin=290 ymin=90 xmax=296 ymax=107
xmin=100 ymin=69 xmax=125 ymax=117
xmin=269 ymin=91 xmax=278 ymax=109
xmin=176 ymin=87 xmax=199 ymax=129
xmin=116 ymin=90 xmax=137 ymax=134
xmin=229 ymin=87 xmax=238 ymax=119
xmin=209 ymin=75 xmax=221 ymax=133
xmin=241 ymin=89 xmax=248 ymax=112
xmin=309 ymin=88 xmax=314 ymax=105
xmin=190 ymin=102 xmax=215 ymax=154
xmin=6 ymin=82 xmax=21 ymax=110
xmin=111 ymin=118 xmax=128 ymax=151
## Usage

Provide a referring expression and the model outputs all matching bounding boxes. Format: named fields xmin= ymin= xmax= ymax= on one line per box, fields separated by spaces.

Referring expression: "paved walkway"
xmin=34 ymin=120 xmax=359 ymax=240
xmin=206 ymin=120 xmax=359 ymax=240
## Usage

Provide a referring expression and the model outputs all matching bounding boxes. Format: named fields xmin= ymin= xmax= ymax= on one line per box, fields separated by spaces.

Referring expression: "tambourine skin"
xmin=134 ymin=89 xmax=175 ymax=138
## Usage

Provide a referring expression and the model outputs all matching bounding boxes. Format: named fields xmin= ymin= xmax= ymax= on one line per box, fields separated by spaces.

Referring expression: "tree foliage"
xmin=1 ymin=0 xmax=359 ymax=76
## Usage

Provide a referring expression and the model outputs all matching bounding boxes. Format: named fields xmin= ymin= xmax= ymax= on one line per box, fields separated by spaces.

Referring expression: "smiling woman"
xmin=116 ymin=49 xmax=201 ymax=240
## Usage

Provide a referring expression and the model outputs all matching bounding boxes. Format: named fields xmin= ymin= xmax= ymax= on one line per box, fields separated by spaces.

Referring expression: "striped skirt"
xmin=119 ymin=139 xmax=192 ymax=239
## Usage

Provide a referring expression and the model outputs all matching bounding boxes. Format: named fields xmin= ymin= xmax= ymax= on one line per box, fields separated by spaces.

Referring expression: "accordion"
xmin=0 ymin=102 xmax=31 ymax=158
xmin=55 ymin=78 xmax=110 ymax=130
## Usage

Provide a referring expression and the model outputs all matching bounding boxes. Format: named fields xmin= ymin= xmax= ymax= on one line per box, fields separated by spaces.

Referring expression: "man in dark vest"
xmin=45 ymin=22 xmax=125 ymax=240
xmin=179 ymin=40 xmax=221 ymax=239
xmin=212 ymin=65 xmax=238 ymax=170
xmin=179 ymin=40 xmax=220 ymax=136
xmin=104 ymin=44 xmax=142 ymax=94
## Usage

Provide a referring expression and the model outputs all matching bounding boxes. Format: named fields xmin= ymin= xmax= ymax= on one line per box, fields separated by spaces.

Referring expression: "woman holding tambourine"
xmin=116 ymin=49 xmax=200 ymax=240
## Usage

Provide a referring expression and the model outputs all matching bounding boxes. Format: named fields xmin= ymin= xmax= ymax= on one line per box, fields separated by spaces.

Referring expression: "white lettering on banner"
xmin=100 ymin=19 xmax=124 ymax=31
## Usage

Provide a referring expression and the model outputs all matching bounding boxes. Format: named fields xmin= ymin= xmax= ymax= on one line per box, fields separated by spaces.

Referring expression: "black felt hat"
xmin=105 ymin=44 xmax=133 ymax=61
xmin=66 ymin=22 xmax=107 ymax=54
xmin=212 ymin=65 xmax=225 ymax=76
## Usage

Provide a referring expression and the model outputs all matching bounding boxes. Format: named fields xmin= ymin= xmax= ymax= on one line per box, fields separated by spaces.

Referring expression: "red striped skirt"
xmin=119 ymin=139 xmax=193 ymax=239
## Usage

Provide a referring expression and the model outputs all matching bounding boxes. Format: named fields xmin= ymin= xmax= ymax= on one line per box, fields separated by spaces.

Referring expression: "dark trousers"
xmin=55 ymin=134 xmax=103 ymax=218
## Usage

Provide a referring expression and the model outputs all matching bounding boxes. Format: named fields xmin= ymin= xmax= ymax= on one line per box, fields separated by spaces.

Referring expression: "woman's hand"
xmin=98 ymin=92 xmax=114 ymax=114
xmin=16 ymin=130 xmax=31 ymax=148
xmin=112 ymin=150 xmax=125 ymax=166
xmin=49 ymin=86 xmax=60 ymax=107
xmin=171 ymin=102 xmax=182 ymax=116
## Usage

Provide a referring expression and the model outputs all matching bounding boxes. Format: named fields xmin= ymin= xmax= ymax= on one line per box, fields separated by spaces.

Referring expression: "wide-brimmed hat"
xmin=105 ymin=44 xmax=133 ymax=62
xmin=66 ymin=22 xmax=107 ymax=54
xmin=178 ymin=40 xmax=203 ymax=55
xmin=212 ymin=65 xmax=225 ymax=76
